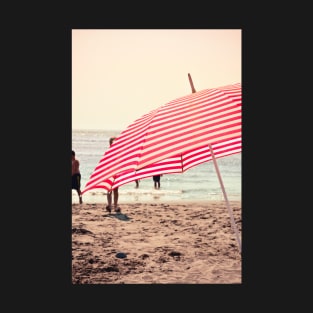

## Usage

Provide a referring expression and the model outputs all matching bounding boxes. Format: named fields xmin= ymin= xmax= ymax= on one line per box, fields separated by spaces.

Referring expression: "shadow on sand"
xmin=103 ymin=212 xmax=131 ymax=221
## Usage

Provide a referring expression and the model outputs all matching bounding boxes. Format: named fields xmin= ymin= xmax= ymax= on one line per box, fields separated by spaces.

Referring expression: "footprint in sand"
xmin=72 ymin=228 xmax=93 ymax=234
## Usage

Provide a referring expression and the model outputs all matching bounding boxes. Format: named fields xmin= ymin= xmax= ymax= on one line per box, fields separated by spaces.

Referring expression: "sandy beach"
xmin=72 ymin=200 xmax=242 ymax=284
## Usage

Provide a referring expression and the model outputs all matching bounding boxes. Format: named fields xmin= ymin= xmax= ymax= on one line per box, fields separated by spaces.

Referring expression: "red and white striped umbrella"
xmin=81 ymin=81 xmax=242 ymax=252
xmin=82 ymin=82 xmax=241 ymax=195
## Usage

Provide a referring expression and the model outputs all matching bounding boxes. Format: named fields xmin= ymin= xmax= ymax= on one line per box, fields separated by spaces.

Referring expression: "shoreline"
xmin=72 ymin=191 xmax=241 ymax=205
xmin=73 ymin=199 xmax=242 ymax=206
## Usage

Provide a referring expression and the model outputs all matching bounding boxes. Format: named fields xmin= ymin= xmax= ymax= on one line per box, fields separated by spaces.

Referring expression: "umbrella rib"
xmin=180 ymin=153 xmax=184 ymax=172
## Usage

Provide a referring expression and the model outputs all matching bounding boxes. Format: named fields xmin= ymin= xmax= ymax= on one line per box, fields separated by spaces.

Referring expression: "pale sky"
xmin=72 ymin=29 xmax=241 ymax=131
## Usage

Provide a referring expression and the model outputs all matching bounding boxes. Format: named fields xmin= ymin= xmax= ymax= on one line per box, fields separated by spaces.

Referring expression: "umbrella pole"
xmin=187 ymin=75 xmax=241 ymax=252
xmin=208 ymin=144 xmax=242 ymax=253
xmin=188 ymin=73 xmax=196 ymax=93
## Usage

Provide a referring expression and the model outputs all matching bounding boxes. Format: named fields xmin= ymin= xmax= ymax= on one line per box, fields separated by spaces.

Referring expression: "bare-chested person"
xmin=72 ymin=150 xmax=82 ymax=204
xmin=106 ymin=137 xmax=121 ymax=213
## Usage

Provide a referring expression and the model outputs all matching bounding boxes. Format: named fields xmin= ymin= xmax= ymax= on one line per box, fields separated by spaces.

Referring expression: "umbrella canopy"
xmin=82 ymin=82 xmax=241 ymax=194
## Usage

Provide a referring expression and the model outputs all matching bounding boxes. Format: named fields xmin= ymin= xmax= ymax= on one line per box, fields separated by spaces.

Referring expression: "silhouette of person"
xmin=106 ymin=137 xmax=121 ymax=213
xmin=72 ymin=150 xmax=83 ymax=204
xmin=153 ymin=175 xmax=161 ymax=189
xmin=135 ymin=180 xmax=139 ymax=188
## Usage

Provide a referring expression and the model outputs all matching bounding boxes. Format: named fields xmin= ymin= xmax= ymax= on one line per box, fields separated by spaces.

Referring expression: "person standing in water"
xmin=153 ymin=175 xmax=162 ymax=189
xmin=135 ymin=180 xmax=139 ymax=188
xmin=72 ymin=150 xmax=83 ymax=204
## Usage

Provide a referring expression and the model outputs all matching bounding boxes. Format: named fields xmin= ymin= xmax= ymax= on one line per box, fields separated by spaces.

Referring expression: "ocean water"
xmin=72 ymin=129 xmax=241 ymax=204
